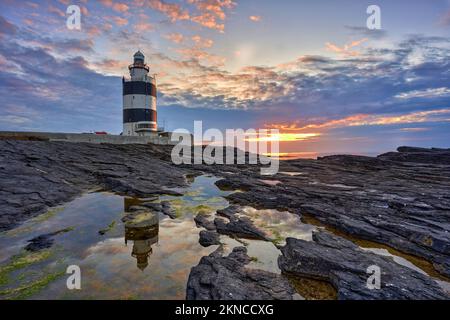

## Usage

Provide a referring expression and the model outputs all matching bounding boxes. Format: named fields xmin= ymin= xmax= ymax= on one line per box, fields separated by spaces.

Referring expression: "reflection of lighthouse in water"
xmin=124 ymin=198 xmax=159 ymax=271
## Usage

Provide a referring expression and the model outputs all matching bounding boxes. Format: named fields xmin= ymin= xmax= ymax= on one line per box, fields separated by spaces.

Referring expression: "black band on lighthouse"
xmin=123 ymin=109 xmax=157 ymax=123
xmin=123 ymin=81 xmax=157 ymax=97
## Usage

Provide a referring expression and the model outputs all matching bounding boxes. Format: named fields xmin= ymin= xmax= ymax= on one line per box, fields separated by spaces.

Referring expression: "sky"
xmin=0 ymin=0 xmax=449 ymax=156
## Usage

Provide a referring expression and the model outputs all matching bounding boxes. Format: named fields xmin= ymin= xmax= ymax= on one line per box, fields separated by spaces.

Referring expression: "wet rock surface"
xmin=2 ymin=141 xmax=450 ymax=299
xmin=206 ymin=147 xmax=450 ymax=278
xmin=199 ymin=230 xmax=220 ymax=247
xmin=186 ymin=246 xmax=296 ymax=300
xmin=279 ymin=231 xmax=448 ymax=299
xmin=0 ymin=140 xmax=190 ymax=231
xmin=194 ymin=213 xmax=216 ymax=231
xmin=214 ymin=205 xmax=268 ymax=240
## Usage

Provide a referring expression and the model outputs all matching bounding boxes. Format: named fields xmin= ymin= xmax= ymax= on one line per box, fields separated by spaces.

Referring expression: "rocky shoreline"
xmin=1 ymin=140 xmax=449 ymax=299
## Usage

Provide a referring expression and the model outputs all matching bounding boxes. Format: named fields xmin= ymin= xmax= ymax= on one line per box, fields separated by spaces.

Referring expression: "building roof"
xmin=134 ymin=50 xmax=145 ymax=58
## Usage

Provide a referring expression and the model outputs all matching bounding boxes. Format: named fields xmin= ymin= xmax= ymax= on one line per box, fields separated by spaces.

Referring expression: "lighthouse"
xmin=122 ymin=51 xmax=157 ymax=136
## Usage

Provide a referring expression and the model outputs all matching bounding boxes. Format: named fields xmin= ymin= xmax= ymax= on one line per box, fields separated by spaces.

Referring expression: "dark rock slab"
xmin=161 ymin=201 xmax=177 ymax=219
xmin=278 ymin=231 xmax=448 ymax=300
xmin=215 ymin=147 xmax=450 ymax=278
xmin=0 ymin=140 xmax=190 ymax=231
xmin=216 ymin=205 xmax=240 ymax=219
xmin=187 ymin=246 xmax=295 ymax=300
xmin=194 ymin=213 xmax=216 ymax=231
xmin=199 ymin=230 xmax=220 ymax=247
xmin=140 ymin=202 xmax=162 ymax=212
xmin=378 ymin=146 xmax=450 ymax=164
xmin=214 ymin=216 xmax=268 ymax=241
xmin=213 ymin=205 xmax=268 ymax=240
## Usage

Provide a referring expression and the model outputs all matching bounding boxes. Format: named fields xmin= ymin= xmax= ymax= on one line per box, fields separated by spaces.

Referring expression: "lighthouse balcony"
xmin=128 ymin=63 xmax=150 ymax=72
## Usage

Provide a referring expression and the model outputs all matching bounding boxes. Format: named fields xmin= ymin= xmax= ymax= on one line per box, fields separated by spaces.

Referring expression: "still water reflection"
xmin=0 ymin=176 xmax=231 ymax=300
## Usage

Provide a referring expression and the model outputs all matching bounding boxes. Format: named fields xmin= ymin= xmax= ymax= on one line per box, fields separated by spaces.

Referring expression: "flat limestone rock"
xmin=278 ymin=231 xmax=448 ymax=300
xmin=186 ymin=246 xmax=295 ymax=300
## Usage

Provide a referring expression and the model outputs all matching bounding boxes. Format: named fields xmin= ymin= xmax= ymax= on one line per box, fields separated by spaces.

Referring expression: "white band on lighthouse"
xmin=123 ymin=51 xmax=157 ymax=136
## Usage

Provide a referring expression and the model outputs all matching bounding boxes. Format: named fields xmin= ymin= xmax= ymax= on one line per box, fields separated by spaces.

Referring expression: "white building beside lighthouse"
xmin=122 ymin=51 xmax=157 ymax=136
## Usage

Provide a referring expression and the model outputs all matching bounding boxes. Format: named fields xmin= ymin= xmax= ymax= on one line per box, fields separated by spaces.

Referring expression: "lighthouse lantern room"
xmin=122 ymin=51 xmax=157 ymax=136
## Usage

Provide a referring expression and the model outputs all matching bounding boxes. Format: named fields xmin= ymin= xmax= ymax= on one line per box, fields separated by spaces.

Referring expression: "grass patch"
xmin=193 ymin=205 xmax=214 ymax=215
xmin=0 ymin=271 xmax=65 ymax=300
xmin=0 ymin=250 xmax=53 ymax=286
xmin=98 ymin=220 xmax=116 ymax=235
xmin=32 ymin=207 xmax=64 ymax=223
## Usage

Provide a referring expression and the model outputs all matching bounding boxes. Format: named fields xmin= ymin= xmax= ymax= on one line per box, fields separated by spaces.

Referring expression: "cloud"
xmin=26 ymin=1 xmax=40 ymax=9
xmin=164 ymin=32 xmax=185 ymax=44
xmin=0 ymin=28 xmax=121 ymax=132
xmin=264 ymin=109 xmax=450 ymax=132
xmin=112 ymin=3 xmax=129 ymax=13
xmin=148 ymin=0 xmax=190 ymax=22
xmin=191 ymin=35 xmax=213 ymax=48
xmin=48 ymin=5 xmax=65 ymax=17
xmin=112 ymin=16 xmax=128 ymax=26
xmin=148 ymin=0 xmax=235 ymax=32
xmin=249 ymin=15 xmax=261 ymax=22
xmin=325 ymin=38 xmax=368 ymax=57
xmin=0 ymin=11 xmax=449 ymax=143
xmin=0 ymin=16 xmax=17 ymax=37
xmin=395 ymin=87 xmax=450 ymax=100
xmin=245 ymin=132 xmax=320 ymax=142
xmin=345 ymin=26 xmax=387 ymax=39
xmin=175 ymin=47 xmax=226 ymax=66
xmin=134 ymin=22 xmax=154 ymax=31
xmin=398 ymin=127 xmax=429 ymax=132
xmin=94 ymin=59 xmax=129 ymax=75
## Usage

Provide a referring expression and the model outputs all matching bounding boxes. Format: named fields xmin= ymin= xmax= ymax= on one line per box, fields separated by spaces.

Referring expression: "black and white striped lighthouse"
xmin=122 ymin=51 xmax=157 ymax=135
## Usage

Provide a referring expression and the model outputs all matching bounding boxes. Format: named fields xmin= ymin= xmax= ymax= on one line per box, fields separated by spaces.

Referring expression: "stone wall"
xmin=0 ymin=131 xmax=179 ymax=145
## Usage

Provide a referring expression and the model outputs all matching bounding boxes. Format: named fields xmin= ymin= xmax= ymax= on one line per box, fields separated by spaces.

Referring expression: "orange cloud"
xmin=191 ymin=13 xmax=225 ymax=32
xmin=87 ymin=26 xmax=102 ymax=37
xmin=191 ymin=35 xmax=213 ymax=48
xmin=135 ymin=22 xmax=154 ymax=31
xmin=165 ymin=32 xmax=184 ymax=44
xmin=148 ymin=0 xmax=190 ymax=22
xmin=326 ymin=38 xmax=368 ymax=57
xmin=48 ymin=5 xmax=65 ymax=17
xmin=100 ymin=0 xmax=113 ymax=8
xmin=246 ymin=132 xmax=320 ymax=142
xmin=23 ymin=18 xmax=33 ymax=26
xmin=145 ymin=0 xmax=234 ymax=32
xmin=175 ymin=47 xmax=225 ymax=66
xmin=112 ymin=16 xmax=128 ymax=26
xmin=94 ymin=59 xmax=130 ymax=75
xmin=112 ymin=3 xmax=129 ymax=13
xmin=249 ymin=15 xmax=261 ymax=22
xmin=189 ymin=0 xmax=236 ymax=32
xmin=265 ymin=109 xmax=450 ymax=132
xmin=27 ymin=1 xmax=39 ymax=8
